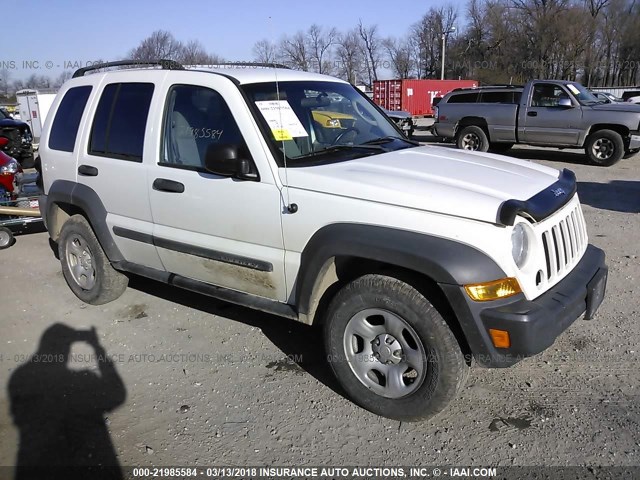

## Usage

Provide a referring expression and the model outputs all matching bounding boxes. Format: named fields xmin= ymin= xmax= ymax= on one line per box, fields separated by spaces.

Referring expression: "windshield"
xmin=565 ymin=83 xmax=600 ymax=105
xmin=241 ymin=81 xmax=415 ymax=166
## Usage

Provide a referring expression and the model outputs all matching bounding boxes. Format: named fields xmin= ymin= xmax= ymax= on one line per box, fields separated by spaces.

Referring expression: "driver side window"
xmin=161 ymin=85 xmax=248 ymax=169
xmin=531 ymin=84 xmax=570 ymax=108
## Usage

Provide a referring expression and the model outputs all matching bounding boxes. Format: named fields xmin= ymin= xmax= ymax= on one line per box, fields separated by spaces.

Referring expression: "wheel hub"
xmin=371 ymin=333 xmax=403 ymax=365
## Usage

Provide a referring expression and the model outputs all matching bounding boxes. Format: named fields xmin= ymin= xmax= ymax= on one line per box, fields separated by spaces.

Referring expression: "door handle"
xmin=78 ymin=164 xmax=98 ymax=176
xmin=153 ymin=178 xmax=185 ymax=193
xmin=527 ymin=111 xmax=538 ymax=117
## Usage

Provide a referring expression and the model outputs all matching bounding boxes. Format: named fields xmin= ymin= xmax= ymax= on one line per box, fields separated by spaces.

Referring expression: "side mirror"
xmin=558 ymin=98 xmax=573 ymax=108
xmin=204 ymin=144 xmax=255 ymax=180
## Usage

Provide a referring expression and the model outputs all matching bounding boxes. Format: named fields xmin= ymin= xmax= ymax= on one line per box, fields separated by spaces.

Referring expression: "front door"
xmin=147 ymin=80 xmax=286 ymax=301
xmin=520 ymin=83 xmax=583 ymax=146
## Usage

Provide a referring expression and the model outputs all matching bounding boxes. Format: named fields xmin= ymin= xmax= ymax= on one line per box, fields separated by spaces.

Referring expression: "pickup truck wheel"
xmin=585 ymin=130 xmax=624 ymax=166
xmin=324 ymin=274 xmax=468 ymax=421
xmin=489 ymin=142 xmax=513 ymax=153
xmin=457 ymin=126 xmax=489 ymax=152
xmin=58 ymin=214 xmax=128 ymax=305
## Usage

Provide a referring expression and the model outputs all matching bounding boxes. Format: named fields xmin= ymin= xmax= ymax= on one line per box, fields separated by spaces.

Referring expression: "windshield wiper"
xmin=363 ymin=136 xmax=420 ymax=146
xmin=297 ymin=143 xmax=385 ymax=160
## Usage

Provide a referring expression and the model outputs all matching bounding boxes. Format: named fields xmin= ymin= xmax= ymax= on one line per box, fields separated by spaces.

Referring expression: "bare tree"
xmin=357 ymin=20 xmax=382 ymax=87
xmin=280 ymin=31 xmax=311 ymax=70
xmin=253 ymin=39 xmax=278 ymax=63
xmin=178 ymin=40 xmax=224 ymax=65
xmin=0 ymin=67 xmax=11 ymax=98
xmin=129 ymin=30 xmax=184 ymax=61
xmin=307 ymin=24 xmax=337 ymax=74
xmin=335 ymin=29 xmax=366 ymax=84
xmin=54 ymin=70 xmax=73 ymax=89
xmin=383 ymin=37 xmax=414 ymax=78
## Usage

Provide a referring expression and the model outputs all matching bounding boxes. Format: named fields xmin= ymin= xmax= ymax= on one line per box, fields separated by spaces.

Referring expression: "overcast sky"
xmin=4 ymin=0 xmax=449 ymax=81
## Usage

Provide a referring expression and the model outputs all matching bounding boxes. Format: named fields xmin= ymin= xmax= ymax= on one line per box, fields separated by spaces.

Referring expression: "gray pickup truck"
xmin=433 ymin=80 xmax=640 ymax=166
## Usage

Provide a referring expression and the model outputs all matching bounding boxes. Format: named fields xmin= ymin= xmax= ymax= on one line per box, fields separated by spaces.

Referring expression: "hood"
xmin=283 ymin=146 xmax=561 ymax=224
xmin=590 ymin=102 xmax=640 ymax=113
xmin=383 ymin=108 xmax=411 ymax=119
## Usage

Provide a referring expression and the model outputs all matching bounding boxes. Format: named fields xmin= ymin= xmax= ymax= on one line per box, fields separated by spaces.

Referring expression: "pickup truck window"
xmin=449 ymin=92 xmax=479 ymax=103
xmin=531 ymin=84 xmax=570 ymax=107
xmin=479 ymin=91 xmax=517 ymax=104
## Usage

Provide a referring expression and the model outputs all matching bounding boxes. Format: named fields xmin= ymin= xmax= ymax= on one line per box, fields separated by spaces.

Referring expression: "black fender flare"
xmin=295 ymin=223 xmax=506 ymax=315
xmin=44 ymin=180 xmax=124 ymax=262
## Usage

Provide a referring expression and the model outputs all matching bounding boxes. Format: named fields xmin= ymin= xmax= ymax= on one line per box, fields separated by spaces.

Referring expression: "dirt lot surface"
xmin=0 ymin=139 xmax=638 ymax=477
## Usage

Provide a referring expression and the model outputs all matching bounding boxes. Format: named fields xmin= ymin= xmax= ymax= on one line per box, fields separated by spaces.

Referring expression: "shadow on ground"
xmin=578 ymin=180 xmax=640 ymax=213
xmin=8 ymin=324 xmax=126 ymax=479
xmin=128 ymin=276 xmax=343 ymax=396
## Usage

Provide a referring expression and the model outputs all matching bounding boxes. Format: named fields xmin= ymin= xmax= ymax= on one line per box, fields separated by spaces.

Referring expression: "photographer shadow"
xmin=8 ymin=324 xmax=126 ymax=480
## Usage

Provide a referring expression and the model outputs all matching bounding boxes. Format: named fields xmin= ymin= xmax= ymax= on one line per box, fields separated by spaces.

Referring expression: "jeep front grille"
xmin=540 ymin=203 xmax=587 ymax=282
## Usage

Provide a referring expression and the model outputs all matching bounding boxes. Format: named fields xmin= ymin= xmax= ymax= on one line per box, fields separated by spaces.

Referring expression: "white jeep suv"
xmin=38 ymin=60 xmax=608 ymax=421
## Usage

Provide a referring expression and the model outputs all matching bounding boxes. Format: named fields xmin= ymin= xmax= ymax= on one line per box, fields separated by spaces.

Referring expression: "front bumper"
xmin=442 ymin=245 xmax=607 ymax=367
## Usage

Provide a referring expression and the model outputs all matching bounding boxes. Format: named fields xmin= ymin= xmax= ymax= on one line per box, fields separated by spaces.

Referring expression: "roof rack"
xmin=481 ymin=84 xmax=524 ymax=88
xmin=191 ymin=62 xmax=291 ymax=70
xmin=72 ymin=59 xmax=184 ymax=78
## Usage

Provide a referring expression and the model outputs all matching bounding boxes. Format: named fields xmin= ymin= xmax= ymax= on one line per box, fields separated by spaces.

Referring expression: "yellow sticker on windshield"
xmin=272 ymin=128 xmax=293 ymax=141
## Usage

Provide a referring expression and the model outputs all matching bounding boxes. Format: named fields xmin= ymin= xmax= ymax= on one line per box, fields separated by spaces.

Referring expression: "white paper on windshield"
xmin=255 ymin=100 xmax=308 ymax=141
xmin=567 ymin=84 xmax=580 ymax=95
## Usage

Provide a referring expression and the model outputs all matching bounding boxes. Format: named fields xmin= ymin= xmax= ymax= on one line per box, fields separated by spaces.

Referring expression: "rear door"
xmin=75 ymin=79 xmax=164 ymax=270
xmin=520 ymin=83 xmax=583 ymax=145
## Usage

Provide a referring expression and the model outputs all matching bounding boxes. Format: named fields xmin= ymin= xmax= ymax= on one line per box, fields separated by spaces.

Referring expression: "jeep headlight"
xmin=511 ymin=223 xmax=530 ymax=269
xmin=326 ymin=118 xmax=341 ymax=128
xmin=0 ymin=158 xmax=19 ymax=175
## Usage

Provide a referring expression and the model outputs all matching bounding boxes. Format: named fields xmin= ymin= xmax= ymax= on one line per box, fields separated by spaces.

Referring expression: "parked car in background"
xmin=0 ymin=150 xmax=21 ymax=200
xmin=622 ymin=90 xmax=640 ymax=102
xmin=433 ymin=80 xmax=640 ymax=166
xmin=381 ymin=108 xmax=415 ymax=138
xmin=591 ymin=91 xmax=623 ymax=103
xmin=0 ymin=108 xmax=34 ymax=168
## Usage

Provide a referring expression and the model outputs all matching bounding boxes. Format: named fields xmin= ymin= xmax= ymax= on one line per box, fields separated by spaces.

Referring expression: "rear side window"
xmin=479 ymin=91 xmax=516 ymax=103
xmin=48 ymin=86 xmax=92 ymax=152
xmin=448 ymin=92 xmax=479 ymax=104
xmin=89 ymin=83 xmax=154 ymax=161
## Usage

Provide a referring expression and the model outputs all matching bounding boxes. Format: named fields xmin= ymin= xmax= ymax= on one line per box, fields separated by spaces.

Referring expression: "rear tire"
xmin=585 ymin=130 xmax=624 ymax=166
xmin=324 ymin=274 xmax=468 ymax=421
xmin=58 ymin=214 xmax=128 ymax=305
xmin=456 ymin=126 xmax=489 ymax=152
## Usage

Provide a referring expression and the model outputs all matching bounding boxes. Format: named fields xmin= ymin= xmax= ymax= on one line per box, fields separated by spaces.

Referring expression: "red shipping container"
xmin=373 ymin=79 xmax=478 ymax=116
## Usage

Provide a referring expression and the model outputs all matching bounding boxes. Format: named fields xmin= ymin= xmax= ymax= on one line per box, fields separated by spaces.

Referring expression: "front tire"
xmin=324 ymin=274 xmax=468 ymax=421
xmin=585 ymin=130 xmax=624 ymax=166
xmin=456 ymin=126 xmax=489 ymax=152
xmin=58 ymin=214 xmax=128 ymax=305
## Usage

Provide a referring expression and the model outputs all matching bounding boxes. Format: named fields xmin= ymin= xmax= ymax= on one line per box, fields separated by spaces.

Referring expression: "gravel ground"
xmin=0 ymin=141 xmax=638 ymax=476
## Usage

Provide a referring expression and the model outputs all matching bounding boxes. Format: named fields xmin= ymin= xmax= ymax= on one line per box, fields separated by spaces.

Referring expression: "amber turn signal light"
xmin=489 ymin=329 xmax=511 ymax=348
xmin=464 ymin=277 xmax=522 ymax=302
